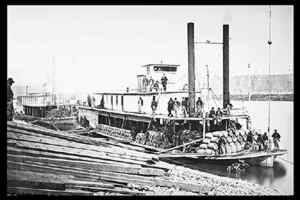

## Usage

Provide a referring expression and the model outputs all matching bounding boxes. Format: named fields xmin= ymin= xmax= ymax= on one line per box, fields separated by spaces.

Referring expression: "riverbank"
xmin=129 ymin=164 xmax=281 ymax=195
xmin=7 ymin=121 xmax=281 ymax=196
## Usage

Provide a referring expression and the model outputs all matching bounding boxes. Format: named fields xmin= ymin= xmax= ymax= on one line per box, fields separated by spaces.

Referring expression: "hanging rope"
xmin=278 ymin=157 xmax=294 ymax=165
xmin=210 ymin=89 xmax=223 ymax=108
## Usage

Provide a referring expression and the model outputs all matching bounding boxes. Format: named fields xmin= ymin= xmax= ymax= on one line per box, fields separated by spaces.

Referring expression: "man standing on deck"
xmin=138 ymin=97 xmax=144 ymax=113
xmin=167 ymin=98 xmax=174 ymax=117
xmin=153 ymin=81 xmax=160 ymax=92
xmin=217 ymin=136 xmax=226 ymax=154
xmin=262 ymin=132 xmax=269 ymax=151
xmin=7 ymin=78 xmax=15 ymax=121
xmin=174 ymin=98 xmax=180 ymax=117
xmin=196 ymin=97 xmax=204 ymax=117
xmin=181 ymin=97 xmax=188 ymax=117
xmin=256 ymin=133 xmax=264 ymax=151
xmin=272 ymin=129 xmax=281 ymax=149
xmin=245 ymin=130 xmax=254 ymax=149
xmin=151 ymin=96 xmax=158 ymax=115
xmin=161 ymin=73 xmax=168 ymax=91
xmin=148 ymin=76 xmax=154 ymax=92
xmin=87 ymin=94 xmax=92 ymax=107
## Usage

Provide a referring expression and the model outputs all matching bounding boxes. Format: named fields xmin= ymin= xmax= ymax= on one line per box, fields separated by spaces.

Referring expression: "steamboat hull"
xmin=159 ymin=150 xmax=287 ymax=167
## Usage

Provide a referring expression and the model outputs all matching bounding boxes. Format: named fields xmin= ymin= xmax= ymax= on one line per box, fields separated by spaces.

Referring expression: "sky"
xmin=7 ymin=5 xmax=293 ymax=94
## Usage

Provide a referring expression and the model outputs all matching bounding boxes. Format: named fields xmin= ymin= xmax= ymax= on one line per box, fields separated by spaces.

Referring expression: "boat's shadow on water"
xmin=163 ymin=158 xmax=286 ymax=186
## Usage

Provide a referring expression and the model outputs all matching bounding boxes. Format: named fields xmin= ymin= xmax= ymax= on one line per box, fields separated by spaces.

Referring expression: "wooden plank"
xmin=7 ymin=123 xmax=150 ymax=154
xmin=8 ymin=159 xmax=165 ymax=184
xmin=7 ymin=139 xmax=162 ymax=171
xmin=7 ymin=146 xmax=141 ymax=168
xmin=7 ymin=160 xmax=207 ymax=194
xmin=7 ymin=179 xmax=66 ymax=191
xmin=7 ymin=138 xmax=155 ymax=167
xmin=7 ymin=154 xmax=166 ymax=177
xmin=158 ymin=138 xmax=203 ymax=154
xmin=7 ymin=121 xmax=107 ymax=146
xmin=7 ymin=187 xmax=93 ymax=196
xmin=7 ymin=131 xmax=158 ymax=162
xmin=7 ymin=140 xmax=169 ymax=172
xmin=7 ymin=170 xmax=116 ymax=190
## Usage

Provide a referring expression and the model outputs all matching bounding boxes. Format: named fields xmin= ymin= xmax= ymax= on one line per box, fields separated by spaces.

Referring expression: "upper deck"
xmin=78 ymin=105 xmax=249 ymax=122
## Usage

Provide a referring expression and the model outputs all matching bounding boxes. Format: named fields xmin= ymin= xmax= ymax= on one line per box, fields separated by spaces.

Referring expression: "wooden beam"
xmin=7 ymin=187 xmax=93 ymax=196
xmin=157 ymin=138 xmax=203 ymax=154
xmin=7 ymin=131 xmax=157 ymax=161
xmin=7 ymin=154 xmax=165 ymax=177
xmin=7 ymin=160 xmax=208 ymax=194
xmin=7 ymin=138 xmax=156 ymax=167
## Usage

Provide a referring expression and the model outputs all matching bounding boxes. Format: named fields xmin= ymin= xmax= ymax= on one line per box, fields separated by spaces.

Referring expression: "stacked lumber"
xmin=6 ymin=121 xmax=205 ymax=195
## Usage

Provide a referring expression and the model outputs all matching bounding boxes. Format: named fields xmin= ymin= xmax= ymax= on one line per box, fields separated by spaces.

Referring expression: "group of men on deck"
xmin=142 ymin=73 xmax=168 ymax=92
xmin=245 ymin=129 xmax=281 ymax=151
xmin=145 ymin=96 xmax=205 ymax=117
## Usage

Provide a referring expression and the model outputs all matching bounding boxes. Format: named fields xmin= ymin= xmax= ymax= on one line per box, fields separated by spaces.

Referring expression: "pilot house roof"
xmin=142 ymin=64 xmax=180 ymax=68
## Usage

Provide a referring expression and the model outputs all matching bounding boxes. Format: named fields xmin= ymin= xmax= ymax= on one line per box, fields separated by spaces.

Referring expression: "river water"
xmin=167 ymin=100 xmax=293 ymax=195
xmin=238 ymin=100 xmax=294 ymax=195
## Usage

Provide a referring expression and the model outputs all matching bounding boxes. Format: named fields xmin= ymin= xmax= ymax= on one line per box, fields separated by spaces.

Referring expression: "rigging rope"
xmin=267 ymin=5 xmax=272 ymax=136
xmin=278 ymin=157 xmax=293 ymax=165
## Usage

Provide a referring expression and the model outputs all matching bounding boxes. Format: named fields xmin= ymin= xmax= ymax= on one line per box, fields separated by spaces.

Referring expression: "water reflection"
xmin=164 ymin=158 xmax=287 ymax=189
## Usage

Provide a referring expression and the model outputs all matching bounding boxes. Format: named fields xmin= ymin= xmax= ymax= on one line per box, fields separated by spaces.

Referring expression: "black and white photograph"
xmin=6 ymin=5 xmax=294 ymax=196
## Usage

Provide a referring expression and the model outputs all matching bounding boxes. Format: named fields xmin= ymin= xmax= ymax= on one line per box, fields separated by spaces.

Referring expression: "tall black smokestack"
xmin=188 ymin=22 xmax=195 ymax=116
xmin=223 ymin=24 xmax=230 ymax=109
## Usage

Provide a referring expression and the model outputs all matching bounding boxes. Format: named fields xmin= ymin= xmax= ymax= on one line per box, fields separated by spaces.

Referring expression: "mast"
xmin=223 ymin=24 xmax=230 ymax=109
xmin=267 ymin=6 xmax=272 ymax=138
xmin=206 ymin=64 xmax=210 ymax=111
xmin=248 ymin=63 xmax=251 ymax=102
xmin=187 ymin=22 xmax=196 ymax=116
xmin=206 ymin=65 xmax=210 ymax=90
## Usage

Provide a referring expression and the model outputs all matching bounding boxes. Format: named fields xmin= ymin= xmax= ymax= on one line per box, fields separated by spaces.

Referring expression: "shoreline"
xmin=229 ymin=94 xmax=293 ymax=102
xmin=167 ymin=165 xmax=282 ymax=195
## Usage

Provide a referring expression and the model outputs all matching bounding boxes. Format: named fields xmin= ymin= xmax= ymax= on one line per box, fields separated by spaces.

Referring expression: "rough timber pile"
xmin=7 ymin=121 xmax=280 ymax=195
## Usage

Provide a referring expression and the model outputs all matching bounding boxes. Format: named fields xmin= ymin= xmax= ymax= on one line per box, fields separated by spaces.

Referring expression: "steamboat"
xmin=77 ymin=22 xmax=287 ymax=167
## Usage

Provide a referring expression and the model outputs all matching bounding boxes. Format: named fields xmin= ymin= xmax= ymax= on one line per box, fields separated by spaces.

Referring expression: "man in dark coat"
xmin=181 ymin=97 xmax=188 ymax=117
xmin=272 ymin=129 xmax=281 ymax=149
xmin=87 ymin=94 xmax=92 ymax=107
xmin=209 ymin=107 xmax=216 ymax=118
xmin=217 ymin=136 xmax=226 ymax=154
xmin=196 ymin=97 xmax=204 ymax=117
xmin=167 ymin=98 xmax=174 ymax=117
xmin=256 ymin=133 xmax=264 ymax=151
xmin=161 ymin=73 xmax=168 ymax=91
xmin=153 ymin=81 xmax=160 ymax=92
xmin=7 ymin=78 xmax=15 ymax=121
xmin=262 ymin=132 xmax=269 ymax=150
xmin=151 ymin=96 xmax=158 ymax=114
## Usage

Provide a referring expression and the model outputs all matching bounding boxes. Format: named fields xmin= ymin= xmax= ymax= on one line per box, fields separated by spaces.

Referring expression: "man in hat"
xmin=161 ymin=73 xmax=168 ymax=91
xmin=7 ymin=78 xmax=15 ymax=121
xmin=272 ymin=129 xmax=281 ymax=149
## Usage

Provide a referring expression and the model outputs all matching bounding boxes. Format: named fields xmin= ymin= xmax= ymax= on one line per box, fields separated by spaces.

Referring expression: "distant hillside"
xmin=12 ymin=73 xmax=293 ymax=99
xmin=208 ymin=73 xmax=293 ymax=95
xmin=230 ymin=74 xmax=293 ymax=94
